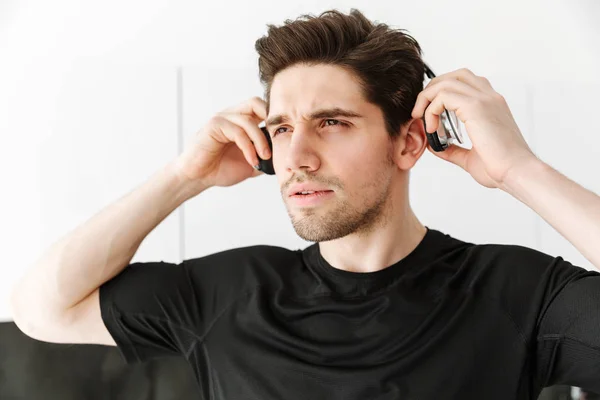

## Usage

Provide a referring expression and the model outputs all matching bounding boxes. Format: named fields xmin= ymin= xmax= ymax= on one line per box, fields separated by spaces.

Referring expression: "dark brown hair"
xmin=254 ymin=8 xmax=425 ymax=138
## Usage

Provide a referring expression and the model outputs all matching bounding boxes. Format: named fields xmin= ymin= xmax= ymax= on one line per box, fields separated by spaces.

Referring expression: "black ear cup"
xmin=422 ymin=63 xmax=449 ymax=152
xmin=257 ymin=126 xmax=275 ymax=175
xmin=423 ymin=118 xmax=447 ymax=152
xmin=426 ymin=132 xmax=446 ymax=152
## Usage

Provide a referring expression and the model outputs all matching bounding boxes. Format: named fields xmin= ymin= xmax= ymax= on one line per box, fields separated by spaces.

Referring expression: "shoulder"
xmin=464 ymin=242 xmax=587 ymax=286
xmin=182 ymin=244 xmax=303 ymax=290
xmin=183 ymin=244 xmax=300 ymax=269
xmin=458 ymin=241 xmax=597 ymax=334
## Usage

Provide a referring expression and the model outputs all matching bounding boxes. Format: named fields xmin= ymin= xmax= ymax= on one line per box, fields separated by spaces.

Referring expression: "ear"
xmin=394 ymin=118 xmax=428 ymax=170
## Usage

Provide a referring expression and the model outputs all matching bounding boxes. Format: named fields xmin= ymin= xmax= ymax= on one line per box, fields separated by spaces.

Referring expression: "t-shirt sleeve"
xmin=533 ymin=256 xmax=600 ymax=391
xmin=99 ymin=259 xmax=215 ymax=364
xmin=98 ymin=246 xmax=268 ymax=365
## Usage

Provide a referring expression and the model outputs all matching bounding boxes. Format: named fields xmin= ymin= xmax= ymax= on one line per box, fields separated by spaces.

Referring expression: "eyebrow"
xmin=265 ymin=107 xmax=364 ymax=129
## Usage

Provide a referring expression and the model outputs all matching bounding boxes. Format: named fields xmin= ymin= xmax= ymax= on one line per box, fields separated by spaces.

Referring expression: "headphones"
xmin=255 ymin=63 xmax=465 ymax=175
xmin=257 ymin=125 xmax=275 ymax=175
xmin=422 ymin=63 xmax=465 ymax=152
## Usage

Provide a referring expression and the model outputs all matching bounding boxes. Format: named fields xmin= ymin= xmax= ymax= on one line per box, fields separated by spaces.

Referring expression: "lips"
xmin=289 ymin=189 xmax=335 ymax=206
xmin=288 ymin=184 xmax=333 ymax=197
xmin=292 ymin=190 xmax=332 ymax=195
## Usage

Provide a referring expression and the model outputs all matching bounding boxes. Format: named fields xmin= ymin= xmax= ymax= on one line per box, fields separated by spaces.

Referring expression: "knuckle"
xmin=249 ymin=96 xmax=263 ymax=107
xmin=207 ymin=115 xmax=223 ymax=129
xmin=484 ymin=93 xmax=499 ymax=104
xmin=207 ymin=115 xmax=223 ymax=127
xmin=494 ymin=92 xmax=506 ymax=102
xmin=441 ymin=80 xmax=454 ymax=90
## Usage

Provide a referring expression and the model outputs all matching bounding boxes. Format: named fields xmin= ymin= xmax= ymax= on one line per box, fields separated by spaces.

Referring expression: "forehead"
xmin=269 ymin=64 xmax=368 ymax=113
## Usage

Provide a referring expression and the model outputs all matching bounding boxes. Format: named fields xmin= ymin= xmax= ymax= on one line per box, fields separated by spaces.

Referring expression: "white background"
xmin=1 ymin=0 xmax=600 ymax=323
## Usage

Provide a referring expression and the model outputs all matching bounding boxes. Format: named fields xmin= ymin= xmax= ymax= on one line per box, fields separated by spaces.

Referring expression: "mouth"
xmin=289 ymin=190 xmax=335 ymax=206
xmin=290 ymin=190 xmax=334 ymax=196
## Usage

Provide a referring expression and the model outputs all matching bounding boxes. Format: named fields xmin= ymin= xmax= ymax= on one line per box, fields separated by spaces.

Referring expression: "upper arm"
xmin=97 ymin=259 xmax=220 ymax=363
xmin=13 ymin=247 xmax=262 ymax=364
xmin=13 ymin=288 xmax=116 ymax=346
xmin=68 ymin=288 xmax=116 ymax=345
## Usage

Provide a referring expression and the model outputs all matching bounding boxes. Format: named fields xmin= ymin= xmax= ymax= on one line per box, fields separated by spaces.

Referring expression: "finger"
xmin=425 ymin=68 xmax=493 ymax=93
xmin=222 ymin=96 xmax=268 ymax=121
xmin=422 ymin=91 xmax=471 ymax=133
xmin=213 ymin=116 xmax=261 ymax=167
xmin=412 ymin=79 xmax=480 ymax=120
xmin=429 ymin=141 xmax=470 ymax=171
xmin=223 ymin=113 xmax=271 ymax=160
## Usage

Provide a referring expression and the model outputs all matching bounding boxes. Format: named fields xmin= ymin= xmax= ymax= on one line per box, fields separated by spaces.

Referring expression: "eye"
xmin=272 ymin=119 xmax=349 ymax=137
xmin=273 ymin=126 xmax=288 ymax=137
xmin=323 ymin=119 xmax=349 ymax=128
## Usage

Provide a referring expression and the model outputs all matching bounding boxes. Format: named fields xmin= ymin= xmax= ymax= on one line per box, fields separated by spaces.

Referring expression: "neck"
xmin=318 ymin=191 xmax=427 ymax=274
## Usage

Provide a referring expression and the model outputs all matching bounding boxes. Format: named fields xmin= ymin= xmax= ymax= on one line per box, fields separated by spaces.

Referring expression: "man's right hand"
xmin=173 ymin=96 xmax=272 ymax=189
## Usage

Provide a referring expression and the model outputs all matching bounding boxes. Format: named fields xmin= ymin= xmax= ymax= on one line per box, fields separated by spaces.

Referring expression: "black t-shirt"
xmin=99 ymin=226 xmax=600 ymax=399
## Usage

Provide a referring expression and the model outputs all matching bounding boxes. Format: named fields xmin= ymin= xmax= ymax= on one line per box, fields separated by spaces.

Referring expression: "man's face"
xmin=266 ymin=63 xmax=400 ymax=242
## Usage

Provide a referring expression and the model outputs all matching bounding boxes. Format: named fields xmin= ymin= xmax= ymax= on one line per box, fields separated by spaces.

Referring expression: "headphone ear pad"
xmin=422 ymin=117 xmax=446 ymax=152
xmin=426 ymin=132 xmax=445 ymax=152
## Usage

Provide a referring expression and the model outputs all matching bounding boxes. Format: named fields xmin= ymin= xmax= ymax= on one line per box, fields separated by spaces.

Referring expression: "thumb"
xmin=428 ymin=143 xmax=469 ymax=170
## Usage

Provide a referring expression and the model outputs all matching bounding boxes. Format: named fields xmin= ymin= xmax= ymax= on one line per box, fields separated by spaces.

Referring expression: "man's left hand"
xmin=411 ymin=68 xmax=538 ymax=189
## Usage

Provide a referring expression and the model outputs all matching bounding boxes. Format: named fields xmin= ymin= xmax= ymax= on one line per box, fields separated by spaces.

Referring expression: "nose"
xmin=284 ymin=124 xmax=321 ymax=174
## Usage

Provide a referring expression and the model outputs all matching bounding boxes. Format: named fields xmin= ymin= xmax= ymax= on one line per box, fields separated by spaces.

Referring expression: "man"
xmin=10 ymin=8 xmax=600 ymax=400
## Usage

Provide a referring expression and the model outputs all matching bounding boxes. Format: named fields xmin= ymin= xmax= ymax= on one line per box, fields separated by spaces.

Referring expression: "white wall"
xmin=1 ymin=0 xmax=599 ymax=322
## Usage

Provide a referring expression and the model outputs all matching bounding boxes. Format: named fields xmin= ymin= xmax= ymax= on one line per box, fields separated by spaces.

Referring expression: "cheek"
xmin=352 ymin=151 xmax=382 ymax=172
xmin=355 ymin=154 xmax=394 ymax=190
xmin=335 ymin=158 xmax=379 ymax=194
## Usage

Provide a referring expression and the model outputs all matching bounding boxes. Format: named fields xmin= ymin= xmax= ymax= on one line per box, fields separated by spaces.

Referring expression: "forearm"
xmin=501 ymin=158 xmax=600 ymax=269
xmin=11 ymin=160 xmax=208 ymax=321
